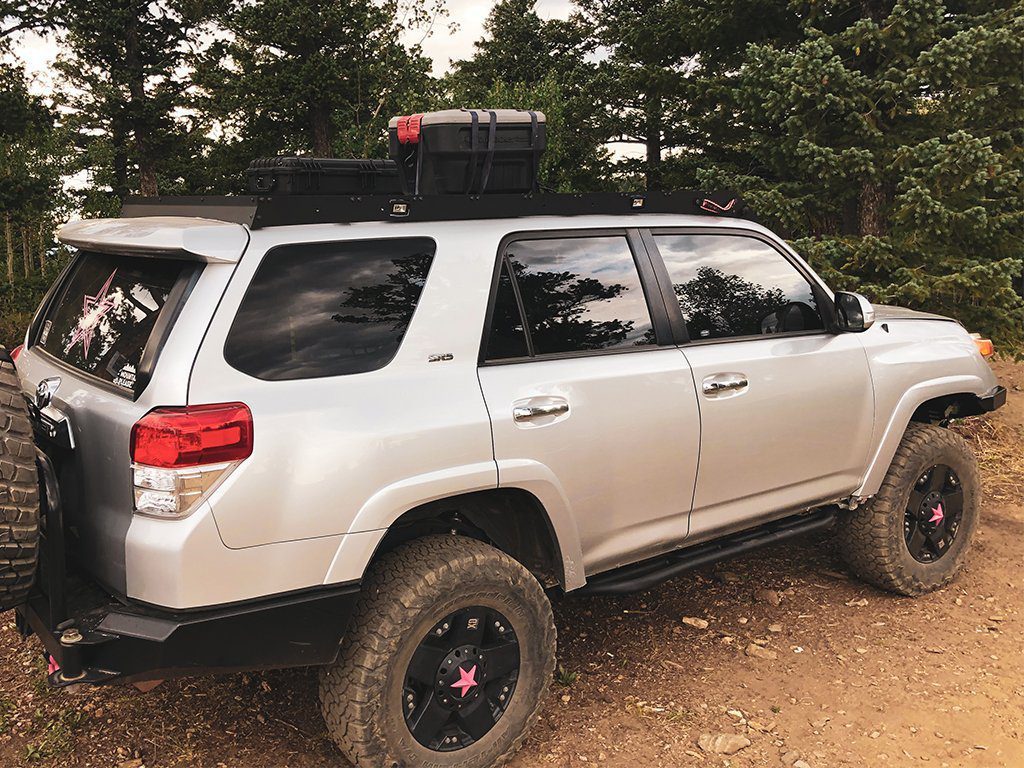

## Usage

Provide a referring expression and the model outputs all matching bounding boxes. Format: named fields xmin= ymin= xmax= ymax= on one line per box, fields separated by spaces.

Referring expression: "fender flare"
xmin=855 ymin=375 xmax=991 ymax=497
xmin=322 ymin=460 xmax=586 ymax=591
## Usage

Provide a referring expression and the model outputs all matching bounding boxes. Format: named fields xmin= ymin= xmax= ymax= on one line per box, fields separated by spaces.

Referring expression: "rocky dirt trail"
xmin=1 ymin=360 xmax=1021 ymax=768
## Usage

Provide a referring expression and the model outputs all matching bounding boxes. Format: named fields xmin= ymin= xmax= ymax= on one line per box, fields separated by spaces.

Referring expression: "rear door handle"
xmin=513 ymin=402 xmax=570 ymax=422
xmin=702 ymin=373 xmax=749 ymax=398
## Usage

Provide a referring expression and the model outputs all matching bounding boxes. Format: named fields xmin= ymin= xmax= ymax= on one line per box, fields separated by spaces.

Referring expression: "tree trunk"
xmin=644 ymin=92 xmax=662 ymax=191
xmin=126 ymin=14 xmax=158 ymax=196
xmin=21 ymin=227 xmax=31 ymax=278
xmin=4 ymin=215 xmax=13 ymax=284
xmin=310 ymin=104 xmax=333 ymax=157
xmin=858 ymin=179 xmax=886 ymax=237
xmin=38 ymin=220 xmax=47 ymax=273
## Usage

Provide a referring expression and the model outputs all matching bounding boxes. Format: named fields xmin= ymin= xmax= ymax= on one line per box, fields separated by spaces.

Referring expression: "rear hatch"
xmin=16 ymin=218 xmax=247 ymax=596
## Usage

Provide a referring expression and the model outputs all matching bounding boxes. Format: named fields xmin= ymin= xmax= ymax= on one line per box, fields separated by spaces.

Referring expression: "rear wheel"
xmin=839 ymin=423 xmax=979 ymax=595
xmin=0 ymin=349 xmax=39 ymax=610
xmin=319 ymin=535 xmax=556 ymax=768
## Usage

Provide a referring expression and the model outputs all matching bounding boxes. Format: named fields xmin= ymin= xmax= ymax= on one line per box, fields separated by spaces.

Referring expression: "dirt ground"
xmin=1 ymin=360 xmax=1021 ymax=768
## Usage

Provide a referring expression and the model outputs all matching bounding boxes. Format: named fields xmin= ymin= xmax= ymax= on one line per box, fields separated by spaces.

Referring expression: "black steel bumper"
xmin=16 ymin=451 xmax=360 ymax=687
xmin=977 ymin=385 xmax=1007 ymax=413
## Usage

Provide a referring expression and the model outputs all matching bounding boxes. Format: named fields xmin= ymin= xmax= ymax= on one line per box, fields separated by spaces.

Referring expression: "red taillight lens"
xmin=131 ymin=403 xmax=253 ymax=468
xmin=10 ymin=344 xmax=23 ymax=362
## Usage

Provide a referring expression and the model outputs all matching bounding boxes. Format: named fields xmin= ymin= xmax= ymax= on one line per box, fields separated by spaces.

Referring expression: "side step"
xmin=577 ymin=508 xmax=838 ymax=596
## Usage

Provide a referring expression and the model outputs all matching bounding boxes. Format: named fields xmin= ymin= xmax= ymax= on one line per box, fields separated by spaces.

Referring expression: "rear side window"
xmin=38 ymin=251 xmax=185 ymax=391
xmin=654 ymin=234 xmax=824 ymax=340
xmin=485 ymin=235 xmax=655 ymax=360
xmin=225 ymin=238 xmax=435 ymax=380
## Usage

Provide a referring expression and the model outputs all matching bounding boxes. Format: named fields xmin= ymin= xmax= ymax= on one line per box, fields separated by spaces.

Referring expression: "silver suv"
xmin=0 ymin=190 xmax=1005 ymax=768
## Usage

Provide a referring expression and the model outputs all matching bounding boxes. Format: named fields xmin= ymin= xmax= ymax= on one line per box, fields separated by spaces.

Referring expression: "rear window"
xmin=224 ymin=238 xmax=435 ymax=380
xmin=38 ymin=251 xmax=186 ymax=391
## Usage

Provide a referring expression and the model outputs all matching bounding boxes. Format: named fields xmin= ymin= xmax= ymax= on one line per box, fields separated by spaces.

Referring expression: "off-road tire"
xmin=839 ymin=423 xmax=979 ymax=596
xmin=0 ymin=350 xmax=39 ymax=611
xmin=319 ymin=535 xmax=556 ymax=768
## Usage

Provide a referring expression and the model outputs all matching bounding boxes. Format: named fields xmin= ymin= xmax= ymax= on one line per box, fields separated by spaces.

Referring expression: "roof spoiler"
xmin=57 ymin=216 xmax=250 ymax=263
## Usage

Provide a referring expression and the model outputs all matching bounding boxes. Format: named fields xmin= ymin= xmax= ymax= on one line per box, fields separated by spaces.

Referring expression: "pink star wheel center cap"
xmin=450 ymin=664 xmax=478 ymax=697
xmin=928 ymin=502 xmax=945 ymax=524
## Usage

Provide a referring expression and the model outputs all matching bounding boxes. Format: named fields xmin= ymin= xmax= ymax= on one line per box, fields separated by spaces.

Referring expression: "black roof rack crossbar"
xmin=121 ymin=191 xmax=752 ymax=229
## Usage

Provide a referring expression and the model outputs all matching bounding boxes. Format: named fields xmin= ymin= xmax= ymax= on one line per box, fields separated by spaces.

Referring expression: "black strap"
xmin=414 ymin=126 xmax=424 ymax=195
xmin=479 ymin=110 xmax=497 ymax=194
xmin=528 ymin=110 xmax=540 ymax=193
xmin=465 ymin=109 xmax=479 ymax=194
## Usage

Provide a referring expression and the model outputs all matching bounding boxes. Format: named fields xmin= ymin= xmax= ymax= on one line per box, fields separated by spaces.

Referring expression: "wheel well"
xmin=370 ymin=489 xmax=565 ymax=589
xmin=911 ymin=392 xmax=987 ymax=424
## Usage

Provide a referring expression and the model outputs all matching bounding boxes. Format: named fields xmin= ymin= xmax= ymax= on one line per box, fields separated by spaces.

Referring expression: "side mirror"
xmin=834 ymin=291 xmax=875 ymax=332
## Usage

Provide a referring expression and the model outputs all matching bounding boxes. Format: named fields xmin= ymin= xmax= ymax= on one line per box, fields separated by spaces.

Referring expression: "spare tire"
xmin=0 ymin=348 xmax=39 ymax=611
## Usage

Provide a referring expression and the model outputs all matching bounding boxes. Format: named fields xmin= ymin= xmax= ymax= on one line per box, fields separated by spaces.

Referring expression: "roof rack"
xmin=120 ymin=191 xmax=752 ymax=230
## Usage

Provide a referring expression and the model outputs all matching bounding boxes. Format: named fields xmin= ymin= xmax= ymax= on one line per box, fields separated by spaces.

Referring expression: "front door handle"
xmin=513 ymin=402 xmax=570 ymax=422
xmin=702 ymin=373 xmax=749 ymax=398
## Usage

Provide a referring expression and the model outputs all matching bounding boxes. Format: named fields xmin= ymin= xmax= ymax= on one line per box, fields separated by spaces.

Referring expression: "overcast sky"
xmin=9 ymin=0 xmax=576 ymax=90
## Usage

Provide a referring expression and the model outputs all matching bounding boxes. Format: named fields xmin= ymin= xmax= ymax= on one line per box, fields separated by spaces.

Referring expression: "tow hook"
xmin=48 ymin=623 xmax=119 ymax=687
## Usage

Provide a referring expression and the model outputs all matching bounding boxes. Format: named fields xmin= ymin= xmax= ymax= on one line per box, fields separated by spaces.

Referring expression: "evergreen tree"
xmin=698 ymin=0 xmax=1024 ymax=347
xmin=192 ymin=0 xmax=441 ymax=184
xmin=51 ymin=0 xmax=222 ymax=207
xmin=446 ymin=0 xmax=610 ymax=192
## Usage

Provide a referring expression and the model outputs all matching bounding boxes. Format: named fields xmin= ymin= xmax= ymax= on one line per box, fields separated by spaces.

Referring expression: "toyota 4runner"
xmin=0 ymin=185 xmax=1005 ymax=768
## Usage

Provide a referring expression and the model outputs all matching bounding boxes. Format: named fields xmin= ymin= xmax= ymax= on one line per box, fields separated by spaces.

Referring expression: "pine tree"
xmin=697 ymin=0 xmax=1024 ymax=349
xmin=446 ymin=0 xmax=610 ymax=192
xmin=192 ymin=0 xmax=440 ymax=181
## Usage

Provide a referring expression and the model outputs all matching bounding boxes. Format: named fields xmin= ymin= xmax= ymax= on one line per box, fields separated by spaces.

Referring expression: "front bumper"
xmin=16 ymin=452 xmax=360 ymax=686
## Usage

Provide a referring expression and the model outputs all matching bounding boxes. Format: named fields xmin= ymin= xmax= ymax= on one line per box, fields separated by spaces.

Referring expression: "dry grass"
xmin=952 ymin=416 xmax=1024 ymax=501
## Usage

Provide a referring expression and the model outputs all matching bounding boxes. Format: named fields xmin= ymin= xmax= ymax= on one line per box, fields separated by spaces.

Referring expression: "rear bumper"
xmin=15 ymin=581 xmax=359 ymax=686
xmin=977 ymin=385 xmax=1007 ymax=413
xmin=17 ymin=450 xmax=360 ymax=686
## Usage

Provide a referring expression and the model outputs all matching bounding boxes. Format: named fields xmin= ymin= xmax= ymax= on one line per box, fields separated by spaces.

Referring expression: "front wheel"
xmin=320 ymin=535 xmax=556 ymax=768
xmin=839 ymin=423 xmax=980 ymax=596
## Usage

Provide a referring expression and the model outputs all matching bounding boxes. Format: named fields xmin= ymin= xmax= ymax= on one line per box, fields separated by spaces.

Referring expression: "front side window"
xmin=225 ymin=238 xmax=435 ymax=380
xmin=486 ymin=235 xmax=655 ymax=360
xmin=38 ymin=251 xmax=186 ymax=392
xmin=654 ymin=234 xmax=824 ymax=340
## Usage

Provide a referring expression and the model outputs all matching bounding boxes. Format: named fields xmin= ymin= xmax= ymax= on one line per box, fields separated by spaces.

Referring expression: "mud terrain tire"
xmin=319 ymin=535 xmax=556 ymax=768
xmin=0 ymin=349 xmax=39 ymax=611
xmin=839 ymin=423 xmax=979 ymax=596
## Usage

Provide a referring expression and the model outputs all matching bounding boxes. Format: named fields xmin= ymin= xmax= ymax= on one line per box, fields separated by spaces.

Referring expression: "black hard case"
xmin=246 ymin=157 xmax=402 ymax=195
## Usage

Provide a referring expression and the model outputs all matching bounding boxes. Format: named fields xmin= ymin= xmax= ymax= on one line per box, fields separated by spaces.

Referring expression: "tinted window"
xmin=39 ymin=251 xmax=185 ymax=391
xmin=485 ymin=260 xmax=530 ymax=360
xmin=502 ymin=236 xmax=655 ymax=355
xmin=225 ymin=238 xmax=434 ymax=380
xmin=655 ymin=234 xmax=824 ymax=340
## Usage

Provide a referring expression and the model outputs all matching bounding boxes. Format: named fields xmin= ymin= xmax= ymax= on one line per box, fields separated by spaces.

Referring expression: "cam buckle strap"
xmin=479 ymin=109 xmax=498 ymax=194
xmin=463 ymin=108 xmax=480 ymax=194
xmin=528 ymin=110 xmax=540 ymax=193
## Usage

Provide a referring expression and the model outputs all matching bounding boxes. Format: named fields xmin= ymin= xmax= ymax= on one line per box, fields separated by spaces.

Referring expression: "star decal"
xmin=450 ymin=664 xmax=478 ymax=697
xmin=928 ymin=502 xmax=945 ymax=524
xmin=64 ymin=270 xmax=119 ymax=358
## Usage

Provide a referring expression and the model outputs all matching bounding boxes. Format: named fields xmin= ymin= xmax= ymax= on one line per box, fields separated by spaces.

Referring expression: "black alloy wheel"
xmin=904 ymin=463 xmax=963 ymax=563
xmin=402 ymin=606 xmax=521 ymax=752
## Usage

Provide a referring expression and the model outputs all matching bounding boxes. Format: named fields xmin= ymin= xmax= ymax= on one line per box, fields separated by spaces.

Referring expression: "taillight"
xmin=10 ymin=344 xmax=23 ymax=362
xmin=970 ymin=333 xmax=994 ymax=358
xmin=130 ymin=403 xmax=253 ymax=518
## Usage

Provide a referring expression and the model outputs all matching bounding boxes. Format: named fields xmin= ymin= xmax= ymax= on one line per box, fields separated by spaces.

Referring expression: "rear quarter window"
xmin=224 ymin=237 xmax=435 ymax=380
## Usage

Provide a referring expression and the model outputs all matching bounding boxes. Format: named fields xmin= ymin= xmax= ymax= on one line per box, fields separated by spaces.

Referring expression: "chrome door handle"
xmin=702 ymin=373 xmax=749 ymax=397
xmin=513 ymin=402 xmax=570 ymax=422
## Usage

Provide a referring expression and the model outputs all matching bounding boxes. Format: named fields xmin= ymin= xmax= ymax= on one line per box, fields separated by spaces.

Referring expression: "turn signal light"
xmin=10 ymin=344 xmax=23 ymax=362
xmin=970 ymin=333 xmax=994 ymax=358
